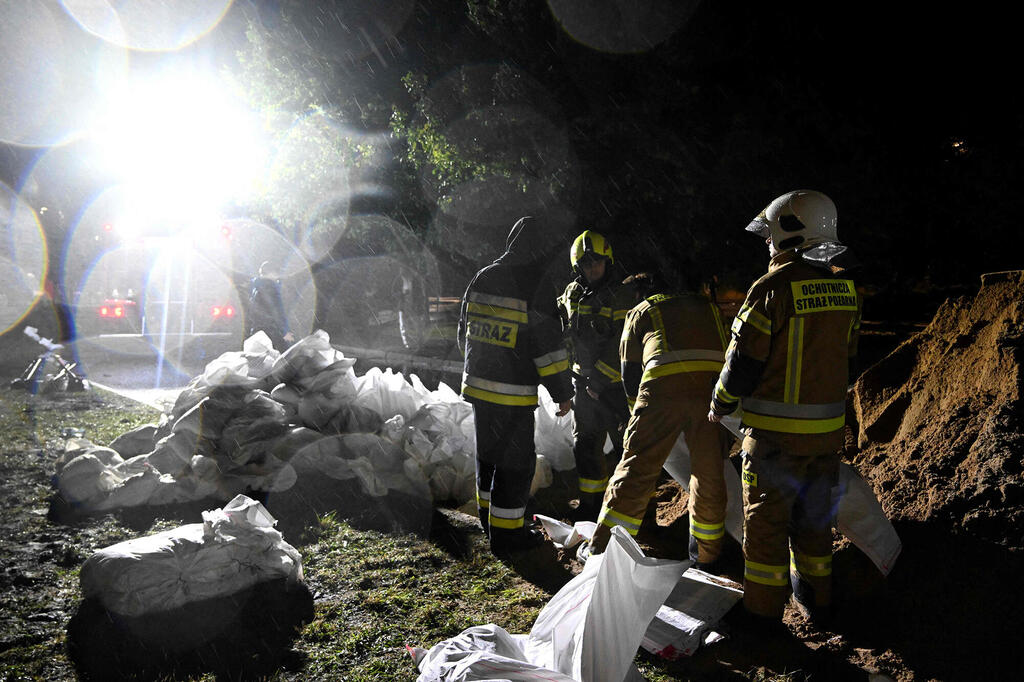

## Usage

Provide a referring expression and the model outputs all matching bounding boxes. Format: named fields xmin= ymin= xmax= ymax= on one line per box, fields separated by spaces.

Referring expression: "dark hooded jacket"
xmin=458 ymin=217 xmax=574 ymax=408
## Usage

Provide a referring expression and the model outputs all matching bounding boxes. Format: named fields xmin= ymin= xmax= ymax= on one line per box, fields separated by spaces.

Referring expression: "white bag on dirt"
xmin=414 ymin=528 xmax=682 ymax=682
xmin=669 ymin=416 xmax=901 ymax=576
xmin=640 ymin=568 xmax=743 ymax=660
xmin=661 ymin=418 xmax=745 ymax=544
xmin=528 ymin=527 xmax=684 ymax=681
xmin=58 ymin=453 xmax=126 ymax=505
xmin=834 ymin=464 xmax=902 ymax=575
xmin=79 ymin=495 xmax=302 ymax=617
xmin=533 ymin=515 xmax=597 ymax=551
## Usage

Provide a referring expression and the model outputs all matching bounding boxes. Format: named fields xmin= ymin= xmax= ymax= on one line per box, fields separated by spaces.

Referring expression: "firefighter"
xmin=709 ymin=190 xmax=861 ymax=628
xmin=588 ymin=271 xmax=732 ymax=563
xmin=459 ymin=216 xmax=574 ymax=559
xmin=558 ymin=230 xmax=634 ymax=520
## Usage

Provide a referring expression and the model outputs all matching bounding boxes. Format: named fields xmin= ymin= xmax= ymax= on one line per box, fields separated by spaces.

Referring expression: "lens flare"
xmin=1 ymin=183 xmax=48 ymax=336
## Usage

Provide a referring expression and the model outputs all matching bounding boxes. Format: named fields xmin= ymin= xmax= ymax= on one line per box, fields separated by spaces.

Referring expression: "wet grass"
xmin=0 ymin=384 xmax=868 ymax=681
xmin=0 ymin=386 xmax=550 ymax=681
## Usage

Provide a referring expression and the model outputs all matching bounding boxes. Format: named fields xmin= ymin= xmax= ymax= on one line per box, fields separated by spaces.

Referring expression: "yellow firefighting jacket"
xmin=711 ymin=249 xmax=861 ymax=451
xmin=459 ymin=219 xmax=574 ymax=408
xmin=559 ymin=277 xmax=634 ymax=395
xmin=620 ymin=292 xmax=729 ymax=411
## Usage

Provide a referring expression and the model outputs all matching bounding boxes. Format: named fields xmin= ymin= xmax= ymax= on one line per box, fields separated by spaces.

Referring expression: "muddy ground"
xmin=2 ymin=278 xmax=1022 ymax=681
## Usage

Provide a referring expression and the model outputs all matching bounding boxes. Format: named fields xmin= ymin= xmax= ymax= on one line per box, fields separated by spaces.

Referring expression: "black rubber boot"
xmin=490 ymin=526 xmax=546 ymax=562
xmin=790 ymin=572 xmax=834 ymax=627
xmin=688 ymin=533 xmax=721 ymax=574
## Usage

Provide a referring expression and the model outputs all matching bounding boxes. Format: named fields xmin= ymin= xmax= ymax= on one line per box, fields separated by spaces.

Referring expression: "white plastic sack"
xmin=533 ymin=514 xmax=597 ymax=551
xmin=200 ymin=352 xmax=255 ymax=387
xmin=353 ymin=366 xmax=426 ymax=421
xmin=534 ymin=385 xmax=575 ymax=471
xmin=533 ymin=527 xmax=683 ymax=682
xmin=108 ymin=424 xmax=160 ymax=458
xmin=661 ymin=415 xmax=745 ymax=544
xmin=412 ymin=625 xmax=576 ymax=682
xmin=291 ymin=433 xmax=432 ymax=500
xmin=640 ymin=568 xmax=743 ymax=660
xmin=834 ymin=464 xmax=902 ymax=575
xmin=669 ymin=415 xmax=901 ymax=576
xmin=80 ymin=495 xmax=302 ymax=617
xmin=413 ymin=527 xmax=682 ymax=682
xmin=271 ymin=330 xmax=346 ymax=383
xmin=58 ymin=452 xmax=126 ymax=505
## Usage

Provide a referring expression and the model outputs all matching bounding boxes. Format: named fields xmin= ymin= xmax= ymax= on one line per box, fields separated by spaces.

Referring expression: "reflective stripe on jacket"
xmin=559 ymin=278 xmax=634 ymax=394
xmin=713 ymin=250 xmax=860 ymax=442
xmin=619 ymin=292 xmax=728 ymax=410
xmin=459 ymin=261 xmax=573 ymax=408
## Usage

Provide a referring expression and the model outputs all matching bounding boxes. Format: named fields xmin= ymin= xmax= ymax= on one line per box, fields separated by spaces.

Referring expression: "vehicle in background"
xmin=96 ymin=297 xmax=142 ymax=334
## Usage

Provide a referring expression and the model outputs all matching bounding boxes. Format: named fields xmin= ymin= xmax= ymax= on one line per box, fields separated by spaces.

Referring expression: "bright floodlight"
xmin=94 ymin=72 xmax=267 ymax=215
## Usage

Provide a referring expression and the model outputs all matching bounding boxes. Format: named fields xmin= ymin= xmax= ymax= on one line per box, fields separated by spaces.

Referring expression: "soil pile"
xmin=852 ymin=271 xmax=1024 ymax=552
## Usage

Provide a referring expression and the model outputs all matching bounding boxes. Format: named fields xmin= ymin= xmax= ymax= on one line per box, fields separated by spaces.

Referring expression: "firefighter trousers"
xmin=591 ymin=378 xmax=730 ymax=557
xmin=472 ymin=402 xmax=537 ymax=546
xmin=740 ymin=436 xmax=839 ymax=619
xmin=571 ymin=378 xmax=624 ymax=512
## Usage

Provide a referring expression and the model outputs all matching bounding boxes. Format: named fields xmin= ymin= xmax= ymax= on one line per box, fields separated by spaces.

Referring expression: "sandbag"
xmin=79 ymin=495 xmax=303 ymax=617
xmin=661 ymin=413 xmax=745 ymax=544
xmin=413 ymin=527 xmax=682 ymax=682
xmin=534 ymin=384 xmax=575 ymax=471
xmin=835 ymin=464 xmax=902 ymax=575
xmin=108 ymin=423 xmax=159 ymax=458
xmin=666 ymin=415 xmax=901 ymax=575
xmin=291 ymin=433 xmax=432 ymax=500
xmin=412 ymin=625 xmax=575 ymax=682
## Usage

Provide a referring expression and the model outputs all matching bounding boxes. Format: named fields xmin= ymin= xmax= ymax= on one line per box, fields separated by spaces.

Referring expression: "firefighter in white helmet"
xmin=558 ymin=230 xmax=634 ymax=520
xmin=709 ymin=190 xmax=861 ymax=629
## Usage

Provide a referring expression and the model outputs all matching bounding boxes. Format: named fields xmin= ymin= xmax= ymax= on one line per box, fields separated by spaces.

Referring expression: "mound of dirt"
xmin=852 ymin=271 xmax=1024 ymax=552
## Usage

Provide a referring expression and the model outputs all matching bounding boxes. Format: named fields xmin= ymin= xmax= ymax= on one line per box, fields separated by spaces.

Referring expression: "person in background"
xmin=558 ymin=230 xmax=634 ymax=521
xmin=458 ymin=216 xmax=574 ymax=560
xmin=247 ymin=261 xmax=294 ymax=350
xmin=709 ymin=190 xmax=860 ymax=630
xmin=588 ymin=270 xmax=731 ymax=565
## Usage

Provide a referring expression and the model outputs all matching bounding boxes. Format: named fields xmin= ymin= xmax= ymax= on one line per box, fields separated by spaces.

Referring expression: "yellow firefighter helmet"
xmin=570 ymin=230 xmax=614 ymax=270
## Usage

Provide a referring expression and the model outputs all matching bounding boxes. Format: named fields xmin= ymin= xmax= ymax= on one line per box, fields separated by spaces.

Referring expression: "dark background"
xmin=2 ymin=1 xmax=1019 ymax=328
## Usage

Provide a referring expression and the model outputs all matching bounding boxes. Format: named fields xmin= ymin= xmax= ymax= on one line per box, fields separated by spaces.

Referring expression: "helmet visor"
xmin=745 ymin=213 xmax=770 ymax=239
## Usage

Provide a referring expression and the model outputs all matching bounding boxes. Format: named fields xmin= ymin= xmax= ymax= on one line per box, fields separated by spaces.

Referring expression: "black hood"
xmin=495 ymin=216 xmax=547 ymax=266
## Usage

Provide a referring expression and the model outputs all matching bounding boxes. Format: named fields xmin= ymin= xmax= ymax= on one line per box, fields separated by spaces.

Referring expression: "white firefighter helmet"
xmin=745 ymin=190 xmax=838 ymax=252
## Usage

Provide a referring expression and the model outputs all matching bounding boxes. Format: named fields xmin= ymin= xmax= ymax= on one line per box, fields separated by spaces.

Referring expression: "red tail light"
xmin=113 ymin=306 xmax=124 ymax=318
xmin=100 ymin=306 xmax=109 ymax=317
xmin=212 ymin=306 xmax=222 ymax=317
xmin=224 ymin=306 xmax=235 ymax=317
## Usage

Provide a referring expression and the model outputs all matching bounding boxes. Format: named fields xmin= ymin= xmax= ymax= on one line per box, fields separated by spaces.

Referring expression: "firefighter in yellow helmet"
xmin=588 ymin=270 xmax=733 ymax=562
xmin=558 ymin=230 xmax=635 ymax=520
xmin=709 ymin=190 xmax=861 ymax=629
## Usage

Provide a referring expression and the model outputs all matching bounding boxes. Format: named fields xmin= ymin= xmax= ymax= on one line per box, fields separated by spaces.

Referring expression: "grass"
xmin=0 ymin=386 xmax=551 ymax=681
xmin=0 ymin=384 xmax=833 ymax=681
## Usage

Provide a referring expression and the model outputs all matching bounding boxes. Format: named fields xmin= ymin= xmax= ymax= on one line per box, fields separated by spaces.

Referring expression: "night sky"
xmin=2 ymin=1 xmax=1019 ymax=305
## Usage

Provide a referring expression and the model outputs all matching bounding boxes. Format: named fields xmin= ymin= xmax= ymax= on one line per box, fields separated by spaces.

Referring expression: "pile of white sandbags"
xmin=54 ymin=330 xmax=574 ymax=516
